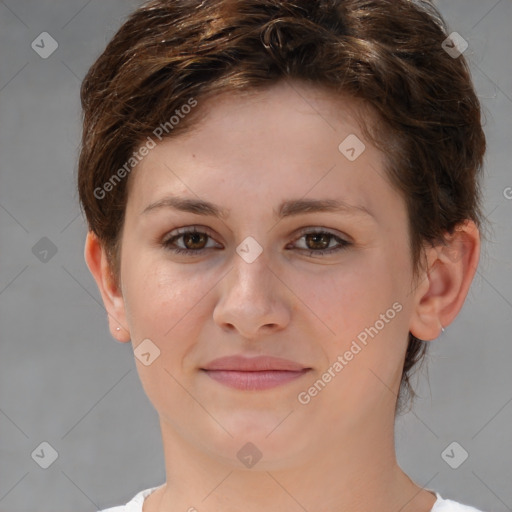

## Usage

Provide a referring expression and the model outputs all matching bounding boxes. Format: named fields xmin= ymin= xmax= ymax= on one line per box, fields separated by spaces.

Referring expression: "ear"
xmin=409 ymin=220 xmax=480 ymax=341
xmin=84 ymin=231 xmax=131 ymax=343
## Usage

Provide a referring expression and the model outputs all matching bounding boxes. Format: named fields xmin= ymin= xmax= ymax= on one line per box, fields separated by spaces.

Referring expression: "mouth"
xmin=200 ymin=355 xmax=312 ymax=391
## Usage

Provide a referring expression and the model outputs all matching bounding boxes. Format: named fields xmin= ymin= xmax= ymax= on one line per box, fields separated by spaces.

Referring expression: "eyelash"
xmin=161 ymin=226 xmax=351 ymax=257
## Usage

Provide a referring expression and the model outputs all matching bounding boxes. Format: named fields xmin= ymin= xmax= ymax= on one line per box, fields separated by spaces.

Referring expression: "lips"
xmin=202 ymin=355 xmax=308 ymax=372
xmin=200 ymin=355 xmax=311 ymax=390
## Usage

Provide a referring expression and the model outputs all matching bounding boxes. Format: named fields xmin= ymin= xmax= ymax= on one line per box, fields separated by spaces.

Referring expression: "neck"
xmin=144 ymin=410 xmax=436 ymax=512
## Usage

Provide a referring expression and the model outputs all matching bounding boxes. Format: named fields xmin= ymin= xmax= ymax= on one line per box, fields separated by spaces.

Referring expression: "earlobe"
xmin=409 ymin=220 xmax=480 ymax=341
xmin=84 ymin=231 xmax=131 ymax=343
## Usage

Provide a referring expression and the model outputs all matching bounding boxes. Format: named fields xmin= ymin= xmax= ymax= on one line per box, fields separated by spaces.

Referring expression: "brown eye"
xmin=292 ymin=229 xmax=351 ymax=257
xmin=162 ymin=227 xmax=219 ymax=256
xmin=304 ymin=232 xmax=331 ymax=251
xmin=162 ymin=226 xmax=351 ymax=257
xmin=181 ymin=231 xmax=208 ymax=250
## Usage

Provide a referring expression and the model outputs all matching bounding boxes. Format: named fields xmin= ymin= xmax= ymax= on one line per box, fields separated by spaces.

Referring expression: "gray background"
xmin=0 ymin=1 xmax=511 ymax=511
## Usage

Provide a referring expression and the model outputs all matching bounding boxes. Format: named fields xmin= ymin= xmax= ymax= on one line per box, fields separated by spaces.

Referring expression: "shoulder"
xmin=432 ymin=493 xmax=485 ymax=512
xmin=97 ymin=484 xmax=164 ymax=512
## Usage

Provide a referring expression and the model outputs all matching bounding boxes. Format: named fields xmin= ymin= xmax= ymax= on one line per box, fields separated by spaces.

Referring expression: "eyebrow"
xmin=141 ymin=195 xmax=374 ymax=220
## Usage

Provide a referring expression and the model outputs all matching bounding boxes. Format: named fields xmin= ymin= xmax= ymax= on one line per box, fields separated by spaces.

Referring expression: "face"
xmin=113 ymin=81 xmax=419 ymax=467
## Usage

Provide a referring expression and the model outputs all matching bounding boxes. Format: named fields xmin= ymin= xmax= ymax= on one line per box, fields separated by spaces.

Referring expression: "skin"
xmin=85 ymin=80 xmax=480 ymax=512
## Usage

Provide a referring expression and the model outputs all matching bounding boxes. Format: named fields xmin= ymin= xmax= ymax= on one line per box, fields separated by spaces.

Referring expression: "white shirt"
xmin=97 ymin=485 xmax=485 ymax=512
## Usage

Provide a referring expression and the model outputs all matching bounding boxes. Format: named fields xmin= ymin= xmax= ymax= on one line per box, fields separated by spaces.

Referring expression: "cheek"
xmin=122 ymin=257 xmax=244 ymax=396
xmin=125 ymin=264 xmax=208 ymax=341
xmin=303 ymin=255 xmax=397 ymax=345
xmin=306 ymin=250 xmax=409 ymax=385
xmin=121 ymin=261 xmax=212 ymax=408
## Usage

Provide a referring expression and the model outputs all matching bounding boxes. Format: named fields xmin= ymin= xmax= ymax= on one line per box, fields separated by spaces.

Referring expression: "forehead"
xmin=124 ymin=80 xmax=399 ymax=223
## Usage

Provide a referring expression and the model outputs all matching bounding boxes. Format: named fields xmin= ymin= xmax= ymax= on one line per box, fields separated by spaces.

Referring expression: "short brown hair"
xmin=77 ymin=0 xmax=486 ymax=410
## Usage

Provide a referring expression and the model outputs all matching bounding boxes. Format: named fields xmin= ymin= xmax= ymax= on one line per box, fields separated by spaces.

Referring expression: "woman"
xmin=78 ymin=1 xmax=486 ymax=510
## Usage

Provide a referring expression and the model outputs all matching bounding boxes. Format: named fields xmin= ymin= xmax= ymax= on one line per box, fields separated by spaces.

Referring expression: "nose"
xmin=212 ymin=249 xmax=291 ymax=340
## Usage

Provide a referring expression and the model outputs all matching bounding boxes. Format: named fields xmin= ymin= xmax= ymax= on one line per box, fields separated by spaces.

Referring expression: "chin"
xmin=199 ymin=411 xmax=313 ymax=468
